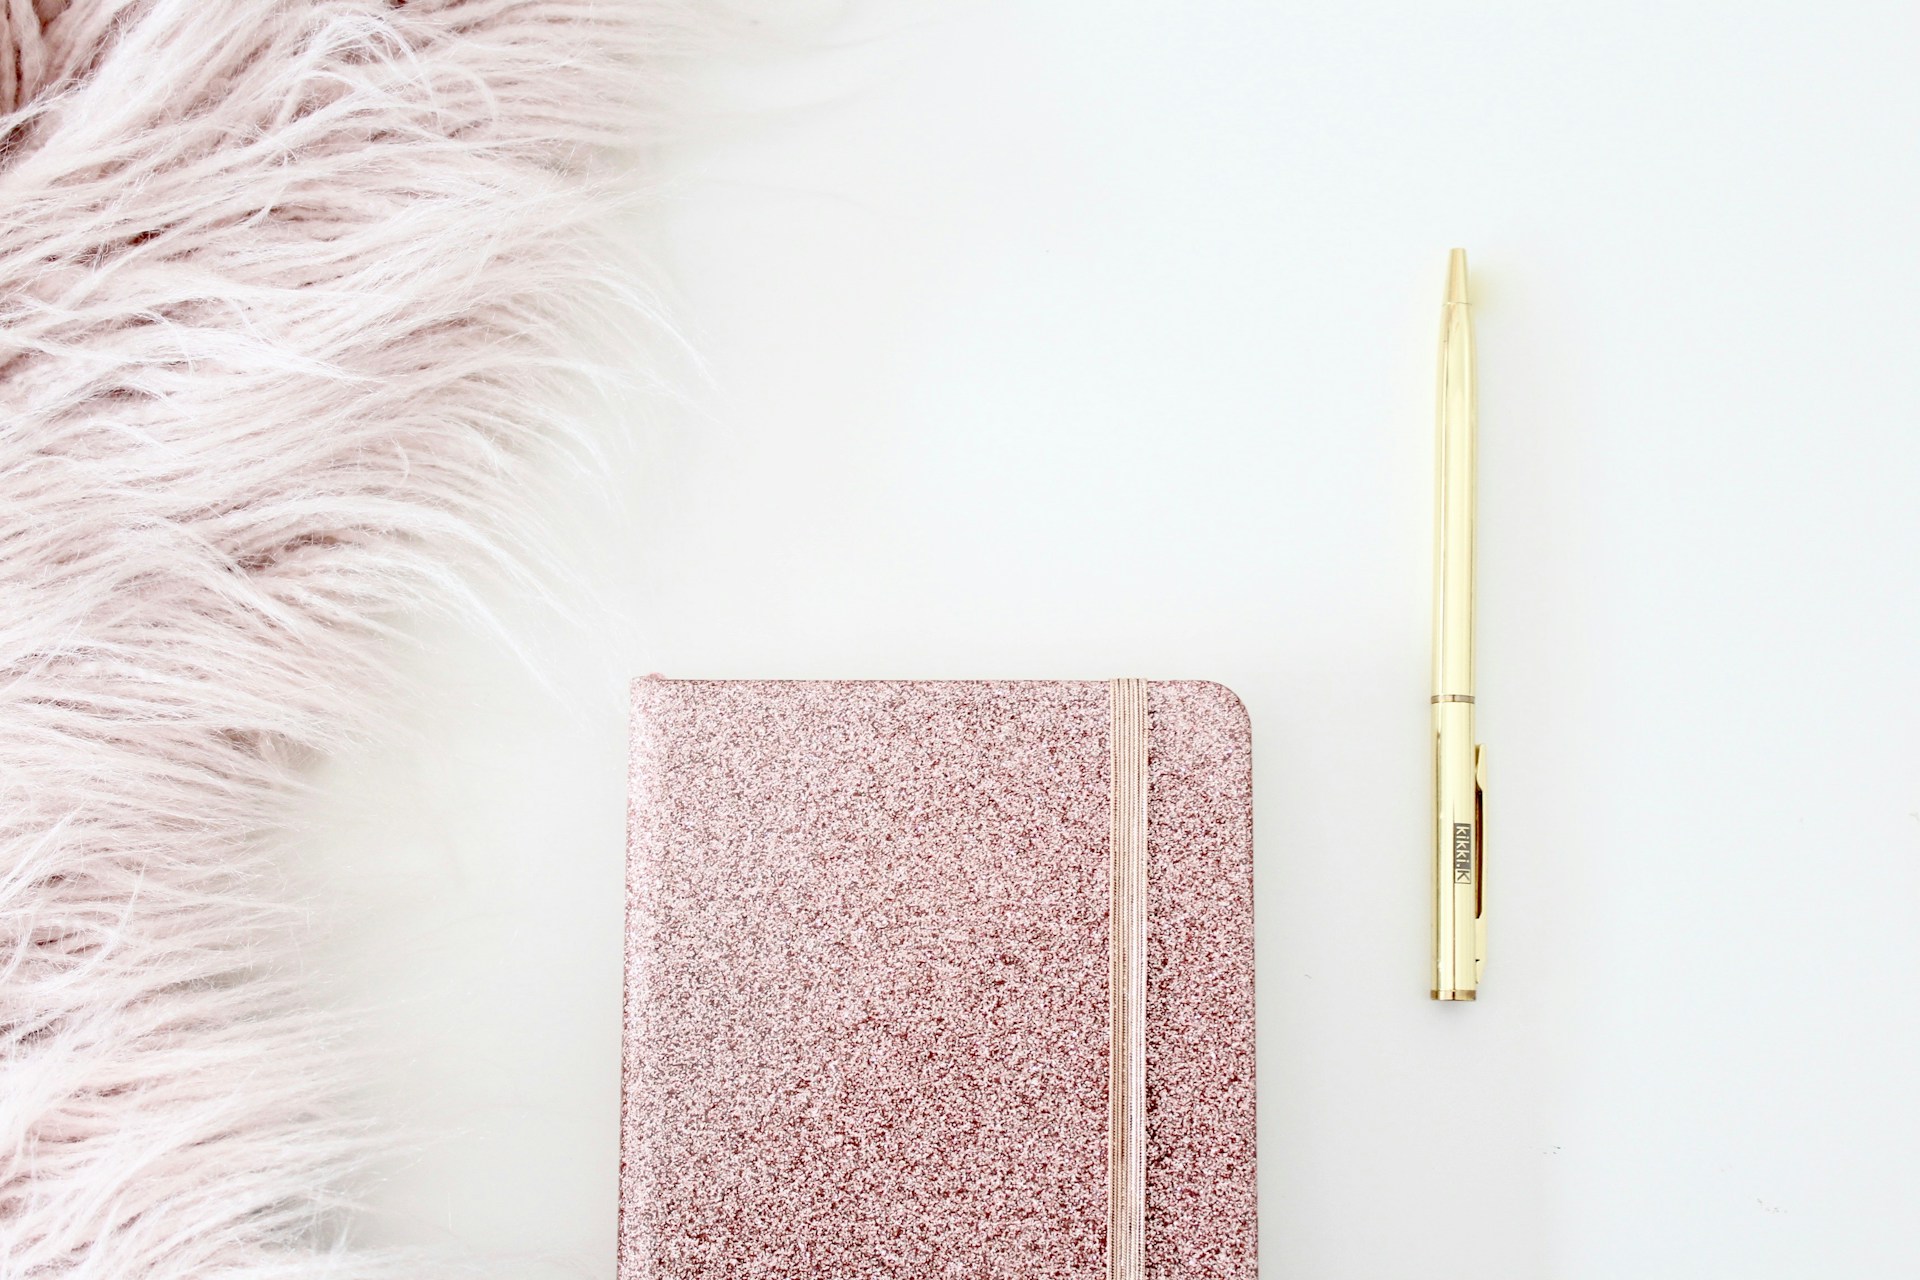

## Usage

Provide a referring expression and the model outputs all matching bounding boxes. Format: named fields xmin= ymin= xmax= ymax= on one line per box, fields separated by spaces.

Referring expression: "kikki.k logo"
xmin=1452 ymin=823 xmax=1474 ymax=884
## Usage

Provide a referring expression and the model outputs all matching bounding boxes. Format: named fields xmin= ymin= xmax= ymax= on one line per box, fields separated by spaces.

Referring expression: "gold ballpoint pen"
xmin=1432 ymin=249 xmax=1487 ymax=1001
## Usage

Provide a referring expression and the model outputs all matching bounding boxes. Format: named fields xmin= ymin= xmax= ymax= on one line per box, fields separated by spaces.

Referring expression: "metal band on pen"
xmin=1107 ymin=678 xmax=1148 ymax=1280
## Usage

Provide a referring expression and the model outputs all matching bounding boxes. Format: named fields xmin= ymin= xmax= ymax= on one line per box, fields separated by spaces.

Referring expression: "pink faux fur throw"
xmin=0 ymin=2 xmax=679 ymax=1273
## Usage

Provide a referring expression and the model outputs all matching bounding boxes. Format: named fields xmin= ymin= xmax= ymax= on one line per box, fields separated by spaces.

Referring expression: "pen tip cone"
xmin=1446 ymin=249 xmax=1469 ymax=304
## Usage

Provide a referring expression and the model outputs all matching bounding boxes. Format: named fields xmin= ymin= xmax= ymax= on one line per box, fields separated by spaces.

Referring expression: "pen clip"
xmin=1473 ymin=743 xmax=1487 ymax=981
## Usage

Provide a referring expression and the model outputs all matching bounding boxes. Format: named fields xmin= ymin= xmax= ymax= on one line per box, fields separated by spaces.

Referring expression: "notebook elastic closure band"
xmin=1107 ymin=678 xmax=1148 ymax=1280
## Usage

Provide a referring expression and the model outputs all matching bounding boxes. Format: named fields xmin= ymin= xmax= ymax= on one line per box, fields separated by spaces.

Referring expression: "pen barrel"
xmin=1432 ymin=302 xmax=1476 ymax=697
xmin=1432 ymin=701 xmax=1482 ymax=998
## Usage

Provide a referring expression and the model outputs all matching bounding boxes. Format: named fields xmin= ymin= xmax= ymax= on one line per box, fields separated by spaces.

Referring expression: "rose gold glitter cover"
xmin=621 ymin=680 xmax=1255 ymax=1279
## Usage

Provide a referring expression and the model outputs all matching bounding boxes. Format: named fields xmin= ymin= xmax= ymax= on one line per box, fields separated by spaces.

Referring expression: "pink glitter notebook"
xmin=621 ymin=679 xmax=1256 ymax=1279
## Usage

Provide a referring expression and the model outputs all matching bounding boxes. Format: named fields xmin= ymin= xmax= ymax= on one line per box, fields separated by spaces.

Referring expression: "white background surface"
xmin=298 ymin=4 xmax=1920 ymax=1277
